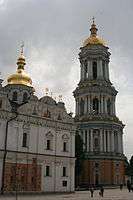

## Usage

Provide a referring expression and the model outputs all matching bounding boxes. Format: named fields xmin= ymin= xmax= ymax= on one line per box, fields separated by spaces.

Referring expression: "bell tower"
xmin=74 ymin=19 xmax=126 ymax=186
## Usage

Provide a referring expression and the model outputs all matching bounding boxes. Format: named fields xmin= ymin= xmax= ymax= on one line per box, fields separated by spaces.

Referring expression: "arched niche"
xmin=93 ymin=61 xmax=97 ymax=80
xmin=80 ymin=98 xmax=84 ymax=115
xmin=93 ymin=98 xmax=99 ymax=114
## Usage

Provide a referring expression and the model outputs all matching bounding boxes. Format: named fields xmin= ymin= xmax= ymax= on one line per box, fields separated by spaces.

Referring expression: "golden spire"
xmin=83 ymin=17 xmax=105 ymax=47
xmin=90 ymin=17 xmax=98 ymax=37
xmin=17 ymin=42 xmax=26 ymax=70
xmin=7 ymin=43 xmax=32 ymax=87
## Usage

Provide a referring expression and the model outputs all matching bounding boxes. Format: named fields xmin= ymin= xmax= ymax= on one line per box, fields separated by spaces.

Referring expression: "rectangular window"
xmin=46 ymin=166 xmax=50 ymax=176
xmin=102 ymin=60 xmax=105 ymax=79
xmin=62 ymin=180 xmax=67 ymax=187
xmin=46 ymin=140 xmax=50 ymax=150
xmin=0 ymin=100 xmax=2 ymax=108
xmin=63 ymin=167 xmax=67 ymax=177
xmin=63 ymin=142 xmax=67 ymax=152
xmin=22 ymin=133 xmax=27 ymax=147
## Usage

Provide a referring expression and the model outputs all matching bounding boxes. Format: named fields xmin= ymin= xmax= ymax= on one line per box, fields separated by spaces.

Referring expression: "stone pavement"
xmin=0 ymin=188 xmax=133 ymax=200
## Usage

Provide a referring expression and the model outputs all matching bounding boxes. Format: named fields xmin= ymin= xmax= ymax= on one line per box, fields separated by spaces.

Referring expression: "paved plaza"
xmin=0 ymin=189 xmax=133 ymax=200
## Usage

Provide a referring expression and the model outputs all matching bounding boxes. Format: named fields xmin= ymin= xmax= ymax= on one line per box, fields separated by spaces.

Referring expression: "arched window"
xmin=44 ymin=109 xmax=51 ymax=118
xmin=80 ymin=98 xmax=84 ymax=115
xmin=23 ymin=92 xmax=28 ymax=102
xmin=93 ymin=61 xmax=97 ymax=79
xmin=94 ymin=138 xmax=99 ymax=148
xmin=93 ymin=98 xmax=99 ymax=114
xmin=107 ymin=99 xmax=111 ymax=115
xmin=102 ymin=60 xmax=105 ymax=79
xmin=22 ymin=132 xmax=27 ymax=147
xmin=84 ymin=60 xmax=88 ymax=79
xmin=12 ymin=91 xmax=17 ymax=101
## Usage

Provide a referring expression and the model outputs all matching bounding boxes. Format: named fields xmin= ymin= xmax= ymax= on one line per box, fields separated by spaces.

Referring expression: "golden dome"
xmin=7 ymin=46 xmax=32 ymax=87
xmin=83 ymin=18 xmax=105 ymax=47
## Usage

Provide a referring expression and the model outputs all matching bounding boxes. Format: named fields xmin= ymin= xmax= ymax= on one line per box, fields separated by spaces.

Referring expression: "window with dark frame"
xmin=23 ymin=92 xmax=28 ymax=102
xmin=46 ymin=166 xmax=50 ymax=176
xmin=62 ymin=180 xmax=67 ymax=187
xmin=0 ymin=99 xmax=2 ymax=108
xmin=93 ymin=61 xmax=97 ymax=79
xmin=93 ymin=98 xmax=99 ymax=114
xmin=46 ymin=139 xmax=50 ymax=150
xmin=63 ymin=142 xmax=67 ymax=152
xmin=63 ymin=167 xmax=66 ymax=177
xmin=22 ymin=132 xmax=27 ymax=147
xmin=12 ymin=91 xmax=18 ymax=101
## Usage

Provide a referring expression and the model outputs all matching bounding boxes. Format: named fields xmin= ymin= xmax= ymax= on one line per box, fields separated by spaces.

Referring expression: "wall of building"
xmin=79 ymin=159 xmax=125 ymax=186
xmin=0 ymin=91 xmax=76 ymax=192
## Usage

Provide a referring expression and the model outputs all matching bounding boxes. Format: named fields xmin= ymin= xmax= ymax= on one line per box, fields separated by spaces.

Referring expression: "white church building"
xmin=0 ymin=48 xmax=76 ymax=193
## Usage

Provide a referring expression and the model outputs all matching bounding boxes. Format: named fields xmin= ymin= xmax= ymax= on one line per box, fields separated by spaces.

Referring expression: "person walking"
xmin=90 ymin=187 xmax=94 ymax=197
xmin=99 ymin=186 xmax=104 ymax=197
xmin=131 ymin=184 xmax=133 ymax=192
xmin=127 ymin=180 xmax=131 ymax=192
xmin=120 ymin=183 xmax=123 ymax=190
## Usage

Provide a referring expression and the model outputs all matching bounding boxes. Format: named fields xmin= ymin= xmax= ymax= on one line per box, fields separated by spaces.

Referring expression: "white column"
xmin=87 ymin=130 xmax=89 ymax=152
xmin=103 ymin=96 xmax=105 ymax=114
xmin=111 ymin=131 xmax=115 ymax=152
xmin=88 ymin=96 xmax=91 ymax=113
xmin=80 ymin=64 xmax=84 ymax=81
xmin=89 ymin=61 xmax=93 ymax=79
xmin=107 ymin=131 xmax=110 ymax=152
xmin=106 ymin=62 xmax=109 ymax=80
xmin=90 ymin=129 xmax=93 ymax=152
xmin=100 ymin=129 xmax=103 ymax=152
xmin=82 ymin=130 xmax=85 ymax=150
xmin=87 ymin=60 xmax=91 ymax=80
xmin=112 ymin=97 xmax=115 ymax=115
xmin=105 ymin=62 xmax=108 ymax=80
xmin=104 ymin=130 xmax=106 ymax=152
xmin=121 ymin=133 xmax=123 ymax=153
xmin=110 ymin=97 xmax=113 ymax=115
xmin=104 ymin=97 xmax=107 ymax=113
xmin=118 ymin=132 xmax=121 ymax=153
xmin=114 ymin=98 xmax=116 ymax=115
xmin=77 ymin=99 xmax=79 ymax=115
xmin=82 ymin=66 xmax=85 ymax=80
xmin=99 ymin=60 xmax=103 ymax=78
xmin=90 ymin=95 xmax=92 ymax=113
xmin=98 ymin=95 xmax=100 ymax=114
xmin=78 ymin=99 xmax=80 ymax=115
xmin=101 ymin=95 xmax=103 ymax=113
xmin=76 ymin=100 xmax=78 ymax=115
xmin=97 ymin=60 xmax=100 ymax=78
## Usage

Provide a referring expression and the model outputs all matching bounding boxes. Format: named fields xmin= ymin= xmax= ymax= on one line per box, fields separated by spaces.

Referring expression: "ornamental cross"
xmin=20 ymin=41 xmax=24 ymax=54
xmin=92 ymin=16 xmax=95 ymax=24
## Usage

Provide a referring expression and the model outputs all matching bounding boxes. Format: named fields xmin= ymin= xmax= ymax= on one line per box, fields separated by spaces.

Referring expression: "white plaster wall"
xmin=0 ymin=114 xmax=75 ymax=193
xmin=0 ymin=120 xmax=7 ymax=150
xmin=41 ymin=157 xmax=75 ymax=192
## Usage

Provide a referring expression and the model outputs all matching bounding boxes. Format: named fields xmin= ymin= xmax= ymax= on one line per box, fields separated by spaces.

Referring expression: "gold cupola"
xmin=7 ymin=45 xmax=32 ymax=87
xmin=83 ymin=17 xmax=105 ymax=47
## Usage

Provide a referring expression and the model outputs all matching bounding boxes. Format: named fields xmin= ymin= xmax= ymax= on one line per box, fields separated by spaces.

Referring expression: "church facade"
xmin=74 ymin=20 xmax=126 ymax=186
xmin=0 ymin=50 xmax=76 ymax=192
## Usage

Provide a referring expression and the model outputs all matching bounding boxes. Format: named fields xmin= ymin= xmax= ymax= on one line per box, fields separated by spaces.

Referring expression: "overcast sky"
xmin=0 ymin=0 xmax=133 ymax=159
